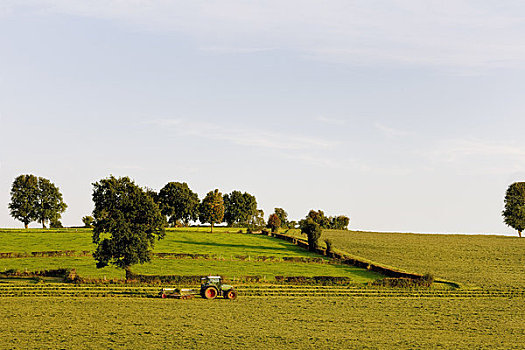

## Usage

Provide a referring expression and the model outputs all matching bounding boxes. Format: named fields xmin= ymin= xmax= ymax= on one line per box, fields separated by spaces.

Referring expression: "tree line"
xmin=8 ymin=174 xmax=350 ymax=233
xmin=8 ymin=174 xmax=352 ymax=271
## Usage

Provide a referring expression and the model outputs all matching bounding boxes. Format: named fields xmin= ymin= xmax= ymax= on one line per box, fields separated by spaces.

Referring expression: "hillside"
xmin=316 ymin=229 xmax=525 ymax=289
xmin=0 ymin=228 xmax=381 ymax=283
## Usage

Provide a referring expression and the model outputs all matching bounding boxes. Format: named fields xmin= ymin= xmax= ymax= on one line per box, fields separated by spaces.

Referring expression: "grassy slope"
xmin=316 ymin=229 xmax=525 ymax=289
xmin=0 ymin=228 xmax=381 ymax=282
xmin=2 ymin=297 xmax=523 ymax=349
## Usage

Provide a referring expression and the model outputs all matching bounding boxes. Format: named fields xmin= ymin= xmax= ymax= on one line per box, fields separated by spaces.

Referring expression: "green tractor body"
xmin=200 ymin=276 xmax=238 ymax=300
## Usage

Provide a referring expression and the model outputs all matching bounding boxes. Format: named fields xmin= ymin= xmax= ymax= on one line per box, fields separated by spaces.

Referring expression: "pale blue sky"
xmin=1 ymin=1 xmax=525 ymax=234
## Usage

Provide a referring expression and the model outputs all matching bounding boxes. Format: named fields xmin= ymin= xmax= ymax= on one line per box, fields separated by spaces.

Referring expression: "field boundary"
xmin=0 ymin=250 xmax=331 ymax=264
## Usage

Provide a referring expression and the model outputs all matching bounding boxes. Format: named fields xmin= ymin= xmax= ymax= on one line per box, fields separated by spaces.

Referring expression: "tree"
xmin=299 ymin=217 xmax=322 ymax=251
xmin=274 ymin=208 xmax=288 ymax=228
xmin=503 ymin=182 xmax=525 ymax=238
xmin=82 ymin=216 xmax=94 ymax=228
xmin=50 ymin=217 xmax=63 ymax=228
xmin=307 ymin=210 xmax=330 ymax=228
xmin=248 ymin=209 xmax=265 ymax=229
xmin=158 ymin=182 xmax=199 ymax=227
xmin=223 ymin=191 xmax=258 ymax=227
xmin=329 ymin=215 xmax=350 ymax=230
xmin=91 ymin=176 xmax=166 ymax=270
xmin=36 ymin=177 xmax=67 ymax=229
xmin=8 ymin=174 xmax=39 ymax=228
xmin=198 ymin=189 xmax=224 ymax=233
xmin=8 ymin=174 xmax=67 ymax=229
xmin=144 ymin=187 xmax=159 ymax=204
xmin=267 ymin=213 xmax=281 ymax=233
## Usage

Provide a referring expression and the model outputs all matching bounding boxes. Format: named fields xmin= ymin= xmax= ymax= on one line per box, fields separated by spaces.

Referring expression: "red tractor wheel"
xmin=161 ymin=293 xmax=167 ymax=299
xmin=203 ymin=286 xmax=218 ymax=300
xmin=225 ymin=290 xmax=237 ymax=300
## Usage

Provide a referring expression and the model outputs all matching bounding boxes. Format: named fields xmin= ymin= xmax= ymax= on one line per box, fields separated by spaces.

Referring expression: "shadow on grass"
xmin=171 ymin=239 xmax=304 ymax=254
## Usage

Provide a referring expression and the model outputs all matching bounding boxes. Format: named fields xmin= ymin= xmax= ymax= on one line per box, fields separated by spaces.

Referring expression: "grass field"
xmin=0 ymin=256 xmax=379 ymax=281
xmin=0 ymin=228 xmax=381 ymax=283
xmin=2 ymin=227 xmax=525 ymax=349
xmin=1 ymin=297 xmax=523 ymax=349
xmin=309 ymin=229 xmax=525 ymax=289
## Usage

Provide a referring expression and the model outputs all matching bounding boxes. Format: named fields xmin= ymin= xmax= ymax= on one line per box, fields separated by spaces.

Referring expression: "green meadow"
xmin=0 ymin=228 xmax=380 ymax=283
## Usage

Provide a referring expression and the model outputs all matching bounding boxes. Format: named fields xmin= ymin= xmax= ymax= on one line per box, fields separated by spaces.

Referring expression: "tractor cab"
xmin=200 ymin=275 xmax=237 ymax=300
xmin=202 ymin=275 xmax=222 ymax=286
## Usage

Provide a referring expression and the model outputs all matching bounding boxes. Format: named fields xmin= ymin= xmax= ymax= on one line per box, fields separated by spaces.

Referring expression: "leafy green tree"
xmin=8 ymin=174 xmax=39 ymax=228
xmin=329 ymin=215 xmax=350 ymax=230
xmin=144 ymin=187 xmax=159 ymax=204
xmin=82 ymin=215 xmax=94 ymax=228
xmin=198 ymin=189 xmax=224 ymax=233
xmin=50 ymin=218 xmax=63 ymax=228
xmin=299 ymin=217 xmax=322 ymax=251
xmin=36 ymin=177 xmax=67 ymax=229
xmin=158 ymin=182 xmax=199 ymax=227
xmin=274 ymin=208 xmax=288 ymax=228
xmin=248 ymin=209 xmax=265 ymax=229
xmin=503 ymin=182 xmax=525 ymax=237
xmin=307 ymin=210 xmax=330 ymax=228
xmin=91 ymin=176 xmax=166 ymax=270
xmin=267 ymin=213 xmax=281 ymax=233
xmin=223 ymin=191 xmax=258 ymax=227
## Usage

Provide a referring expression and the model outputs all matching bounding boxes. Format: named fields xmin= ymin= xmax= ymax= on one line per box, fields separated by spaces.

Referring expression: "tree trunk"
xmin=42 ymin=220 xmax=46 ymax=229
xmin=519 ymin=231 xmax=522 ymax=238
xmin=211 ymin=223 xmax=214 ymax=233
xmin=24 ymin=222 xmax=28 ymax=229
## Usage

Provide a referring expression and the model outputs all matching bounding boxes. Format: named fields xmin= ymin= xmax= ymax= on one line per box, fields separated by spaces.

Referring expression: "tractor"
xmin=159 ymin=275 xmax=237 ymax=300
xmin=200 ymin=276 xmax=237 ymax=300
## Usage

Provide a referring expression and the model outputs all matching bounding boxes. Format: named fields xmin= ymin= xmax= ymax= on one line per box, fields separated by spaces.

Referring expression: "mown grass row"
xmin=1 ymin=284 xmax=524 ymax=298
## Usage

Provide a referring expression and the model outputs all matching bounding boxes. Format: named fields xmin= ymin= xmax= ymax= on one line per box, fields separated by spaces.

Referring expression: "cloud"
xmin=8 ymin=1 xmax=525 ymax=71
xmin=431 ymin=138 xmax=525 ymax=161
xmin=418 ymin=138 xmax=525 ymax=174
xmin=147 ymin=118 xmax=336 ymax=151
xmin=374 ymin=122 xmax=412 ymax=138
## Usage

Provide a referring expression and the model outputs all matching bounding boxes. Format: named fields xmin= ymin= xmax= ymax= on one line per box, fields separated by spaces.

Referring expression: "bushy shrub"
xmin=299 ymin=218 xmax=322 ymax=251
xmin=372 ymin=274 xmax=435 ymax=288
xmin=324 ymin=239 xmax=334 ymax=254
xmin=82 ymin=215 xmax=94 ymax=228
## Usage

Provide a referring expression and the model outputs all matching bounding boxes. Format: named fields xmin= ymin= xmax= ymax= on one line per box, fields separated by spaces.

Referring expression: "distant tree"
xmin=299 ymin=217 xmax=322 ymax=251
xmin=8 ymin=174 xmax=39 ymax=228
xmin=35 ymin=177 xmax=67 ymax=229
xmin=198 ymin=189 xmax=224 ymax=233
xmin=82 ymin=215 xmax=94 ymax=228
xmin=50 ymin=218 xmax=63 ymax=229
xmin=503 ymin=182 xmax=525 ymax=238
xmin=158 ymin=182 xmax=199 ymax=227
xmin=288 ymin=220 xmax=298 ymax=229
xmin=307 ymin=210 xmax=330 ymax=229
xmin=91 ymin=176 xmax=166 ymax=270
xmin=273 ymin=208 xmax=288 ymax=228
xmin=248 ymin=209 xmax=265 ymax=229
xmin=223 ymin=191 xmax=258 ymax=227
xmin=329 ymin=215 xmax=350 ymax=230
xmin=267 ymin=213 xmax=281 ymax=233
